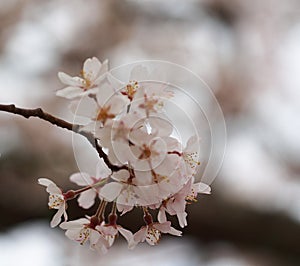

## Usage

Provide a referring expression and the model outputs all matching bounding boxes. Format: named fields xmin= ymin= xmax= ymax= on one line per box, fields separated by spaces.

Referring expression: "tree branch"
xmin=0 ymin=104 xmax=122 ymax=170
xmin=95 ymin=139 xmax=127 ymax=172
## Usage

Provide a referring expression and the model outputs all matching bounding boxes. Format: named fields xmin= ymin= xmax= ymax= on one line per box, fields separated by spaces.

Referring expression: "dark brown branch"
xmin=95 ymin=139 xmax=127 ymax=172
xmin=0 ymin=104 xmax=122 ymax=170
xmin=0 ymin=103 xmax=81 ymax=132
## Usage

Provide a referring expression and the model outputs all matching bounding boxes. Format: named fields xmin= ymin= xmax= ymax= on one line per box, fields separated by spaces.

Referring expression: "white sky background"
xmin=0 ymin=0 xmax=300 ymax=264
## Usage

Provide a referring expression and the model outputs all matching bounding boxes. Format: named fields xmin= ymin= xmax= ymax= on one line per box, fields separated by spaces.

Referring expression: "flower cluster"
xmin=39 ymin=57 xmax=211 ymax=254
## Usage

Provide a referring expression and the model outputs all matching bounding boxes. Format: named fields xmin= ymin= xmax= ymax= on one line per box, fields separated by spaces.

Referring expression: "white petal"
xmin=96 ymin=83 xmax=115 ymax=106
xmin=106 ymin=72 xmax=124 ymax=92
xmin=158 ymin=208 xmax=167 ymax=223
xmin=194 ymin=182 xmax=211 ymax=194
xmin=56 ymin=86 xmax=84 ymax=99
xmin=153 ymin=154 xmax=179 ymax=176
xmin=96 ymin=158 xmax=112 ymax=179
xmin=94 ymin=59 xmax=109 ymax=83
xmin=149 ymin=117 xmax=173 ymax=137
xmin=89 ymin=229 xmax=101 ymax=245
xmin=38 ymin=178 xmax=54 ymax=187
xmin=50 ymin=206 xmax=64 ymax=228
xmin=78 ymin=190 xmax=97 ymax=209
xmin=70 ymin=172 xmax=93 ymax=186
xmin=177 ymin=212 xmax=187 ymax=228
xmin=70 ymin=96 xmax=97 ymax=118
xmin=118 ymin=227 xmax=134 ymax=247
xmin=169 ymin=227 xmax=182 ymax=236
xmin=60 ymin=218 xmax=89 ymax=230
xmin=58 ymin=72 xmax=83 ymax=86
xmin=153 ymin=222 xmax=171 ymax=233
xmin=99 ymin=182 xmax=123 ymax=202
xmin=83 ymin=57 xmax=101 ymax=81
xmin=133 ymin=227 xmax=147 ymax=243
xmin=111 ymin=169 xmax=130 ymax=182
xmin=47 ymin=183 xmax=62 ymax=195
xmin=185 ymin=135 xmax=200 ymax=153
xmin=109 ymin=95 xmax=128 ymax=115
xmin=129 ymin=65 xmax=149 ymax=81
xmin=65 ymin=228 xmax=81 ymax=241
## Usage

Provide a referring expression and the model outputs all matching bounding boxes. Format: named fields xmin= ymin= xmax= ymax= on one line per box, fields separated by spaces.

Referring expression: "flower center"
xmin=80 ymin=70 xmax=92 ymax=90
xmin=122 ymin=81 xmax=138 ymax=101
xmin=96 ymin=106 xmax=115 ymax=124
xmin=48 ymin=194 xmax=64 ymax=209
xmin=183 ymin=152 xmax=200 ymax=170
xmin=146 ymin=227 xmax=161 ymax=245
xmin=78 ymin=228 xmax=91 ymax=245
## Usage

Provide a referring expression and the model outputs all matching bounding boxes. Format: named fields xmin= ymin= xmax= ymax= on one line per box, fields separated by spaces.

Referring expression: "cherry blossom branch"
xmin=0 ymin=104 xmax=123 ymax=170
xmin=95 ymin=139 xmax=127 ymax=171
xmin=0 ymin=103 xmax=83 ymax=133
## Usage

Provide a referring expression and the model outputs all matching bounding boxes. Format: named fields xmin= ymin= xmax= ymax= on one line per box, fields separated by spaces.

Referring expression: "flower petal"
xmin=133 ymin=227 xmax=147 ymax=243
xmin=78 ymin=189 xmax=97 ymax=209
xmin=99 ymin=182 xmax=123 ymax=202
xmin=47 ymin=183 xmax=62 ymax=195
xmin=50 ymin=206 xmax=64 ymax=228
xmin=83 ymin=57 xmax=101 ymax=81
xmin=153 ymin=222 xmax=171 ymax=233
xmin=118 ymin=227 xmax=134 ymax=248
xmin=158 ymin=208 xmax=167 ymax=223
xmin=38 ymin=178 xmax=54 ymax=187
xmin=177 ymin=212 xmax=187 ymax=228
xmin=58 ymin=72 xmax=83 ymax=86
xmin=96 ymin=158 xmax=112 ymax=179
xmin=70 ymin=172 xmax=93 ymax=186
xmin=169 ymin=227 xmax=182 ymax=236
xmin=194 ymin=182 xmax=211 ymax=194
xmin=56 ymin=86 xmax=84 ymax=99
xmin=60 ymin=218 xmax=89 ymax=229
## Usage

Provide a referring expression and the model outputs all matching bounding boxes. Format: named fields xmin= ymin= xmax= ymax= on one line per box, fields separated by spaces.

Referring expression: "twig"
xmin=95 ymin=139 xmax=127 ymax=172
xmin=0 ymin=104 xmax=123 ymax=171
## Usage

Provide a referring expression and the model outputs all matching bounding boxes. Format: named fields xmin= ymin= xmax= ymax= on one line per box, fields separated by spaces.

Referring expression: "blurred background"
xmin=1 ymin=0 xmax=300 ymax=265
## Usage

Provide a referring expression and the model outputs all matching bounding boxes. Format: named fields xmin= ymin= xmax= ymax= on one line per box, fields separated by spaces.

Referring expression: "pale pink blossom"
xmin=73 ymin=83 xmax=129 ymax=130
xmin=96 ymin=214 xmax=134 ymax=248
xmin=38 ymin=178 xmax=68 ymax=228
xmin=56 ymin=57 xmax=108 ymax=99
xmin=158 ymin=177 xmax=211 ymax=228
xmin=182 ymin=135 xmax=201 ymax=176
xmin=133 ymin=221 xmax=181 ymax=246
xmin=60 ymin=218 xmax=109 ymax=254
xmin=70 ymin=159 xmax=111 ymax=209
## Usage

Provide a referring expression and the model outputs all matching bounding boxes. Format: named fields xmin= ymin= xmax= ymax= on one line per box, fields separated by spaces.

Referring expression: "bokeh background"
xmin=1 ymin=0 xmax=300 ymax=265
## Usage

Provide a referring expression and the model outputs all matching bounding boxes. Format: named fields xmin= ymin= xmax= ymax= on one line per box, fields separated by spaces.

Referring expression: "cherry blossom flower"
xmin=96 ymin=213 xmax=134 ymax=248
xmin=133 ymin=211 xmax=181 ymax=246
xmin=73 ymin=82 xmax=129 ymax=131
xmin=158 ymin=177 xmax=211 ymax=228
xmin=60 ymin=218 xmax=109 ymax=254
xmin=182 ymin=135 xmax=201 ymax=176
xmin=38 ymin=178 xmax=69 ymax=228
xmin=56 ymin=57 xmax=108 ymax=99
xmin=69 ymin=158 xmax=111 ymax=209
xmin=99 ymin=170 xmax=139 ymax=214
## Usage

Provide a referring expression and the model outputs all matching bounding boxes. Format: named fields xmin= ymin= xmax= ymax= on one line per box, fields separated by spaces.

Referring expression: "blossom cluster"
xmin=39 ymin=57 xmax=211 ymax=254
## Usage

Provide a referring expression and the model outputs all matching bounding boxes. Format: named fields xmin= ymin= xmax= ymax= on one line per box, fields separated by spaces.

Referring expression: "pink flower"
xmin=38 ymin=178 xmax=68 ymax=228
xmin=70 ymin=159 xmax=111 ymax=209
xmin=56 ymin=57 xmax=108 ymax=99
xmin=96 ymin=214 xmax=134 ymax=248
xmin=158 ymin=177 xmax=211 ymax=228
xmin=133 ymin=221 xmax=181 ymax=246
xmin=60 ymin=218 xmax=109 ymax=254
xmin=182 ymin=135 xmax=201 ymax=176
